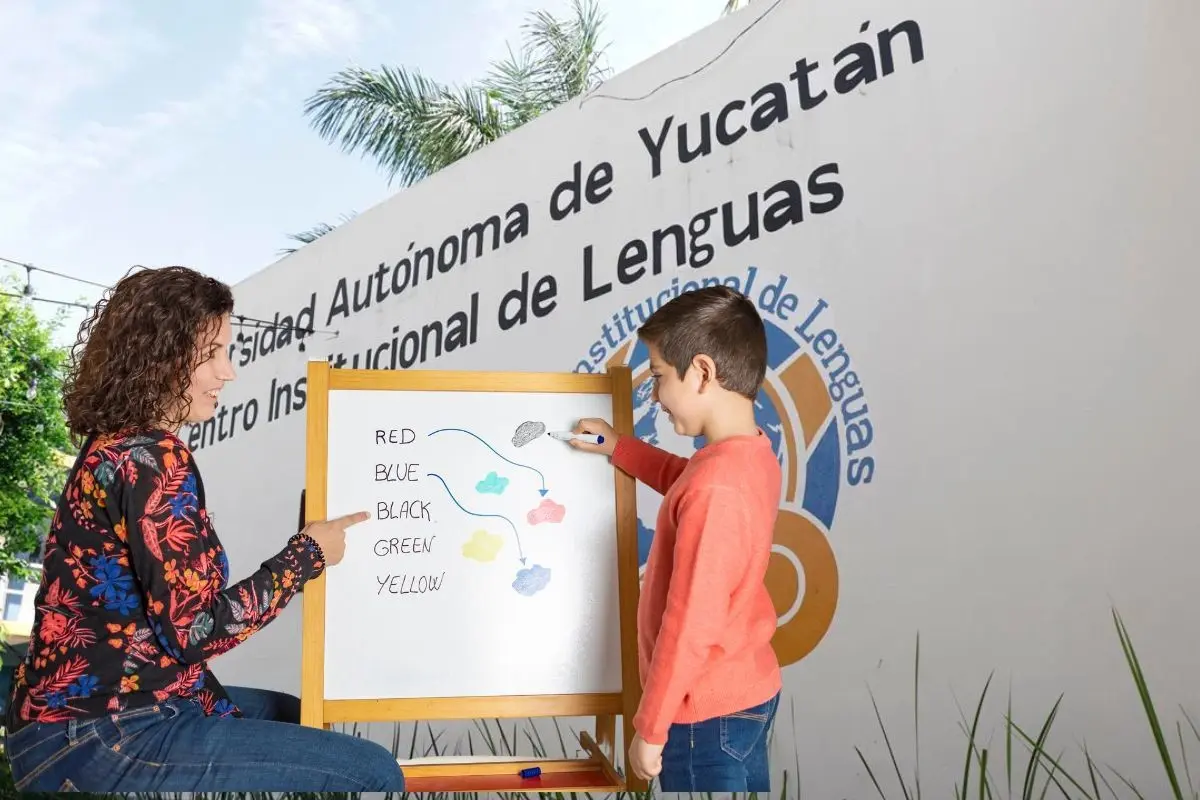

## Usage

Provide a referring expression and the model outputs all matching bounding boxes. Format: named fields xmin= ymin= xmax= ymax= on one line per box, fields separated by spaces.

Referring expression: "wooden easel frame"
xmin=301 ymin=361 xmax=646 ymax=792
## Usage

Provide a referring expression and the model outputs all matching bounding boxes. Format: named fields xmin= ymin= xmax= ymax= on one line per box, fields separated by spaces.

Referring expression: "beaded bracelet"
xmin=289 ymin=531 xmax=326 ymax=566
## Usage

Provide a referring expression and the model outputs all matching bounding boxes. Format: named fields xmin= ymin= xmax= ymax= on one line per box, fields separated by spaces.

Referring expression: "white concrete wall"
xmin=183 ymin=0 xmax=1200 ymax=795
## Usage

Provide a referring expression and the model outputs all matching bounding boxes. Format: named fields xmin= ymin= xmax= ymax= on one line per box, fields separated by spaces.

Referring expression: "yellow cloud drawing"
xmin=462 ymin=530 xmax=504 ymax=562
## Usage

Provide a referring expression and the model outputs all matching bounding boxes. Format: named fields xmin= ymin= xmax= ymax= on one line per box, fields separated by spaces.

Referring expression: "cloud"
xmin=223 ymin=0 xmax=371 ymax=96
xmin=0 ymin=0 xmax=165 ymax=234
xmin=258 ymin=0 xmax=370 ymax=56
xmin=0 ymin=1 xmax=162 ymax=117
xmin=527 ymin=498 xmax=566 ymax=525
xmin=462 ymin=530 xmax=503 ymax=562
xmin=475 ymin=471 xmax=510 ymax=495
xmin=0 ymin=0 xmax=378 ymax=236
xmin=512 ymin=564 xmax=551 ymax=597
xmin=512 ymin=421 xmax=545 ymax=448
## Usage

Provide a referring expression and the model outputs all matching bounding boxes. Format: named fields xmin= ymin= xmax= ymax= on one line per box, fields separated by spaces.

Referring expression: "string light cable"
xmin=0 ymin=256 xmax=108 ymax=289
xmin=1 ymin=258 xmax=340 ymax=347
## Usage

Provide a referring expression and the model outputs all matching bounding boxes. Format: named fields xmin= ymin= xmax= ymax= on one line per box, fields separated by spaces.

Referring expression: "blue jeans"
xmin=658 ymin=691 xmax=780 ymax=792
xmin=4 ymin=686 xmax=405 ymax=792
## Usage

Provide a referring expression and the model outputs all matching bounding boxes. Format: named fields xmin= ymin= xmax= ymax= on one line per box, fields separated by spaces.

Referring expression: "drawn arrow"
xmin=427 ymin=472 xmax=527 ymax=564
xmin=428 ymin=428 xmax=548 ymax=496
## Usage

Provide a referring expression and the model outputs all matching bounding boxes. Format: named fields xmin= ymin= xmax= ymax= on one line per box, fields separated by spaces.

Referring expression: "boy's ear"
xmin=693 ymin=354 xmax=718 ymax=391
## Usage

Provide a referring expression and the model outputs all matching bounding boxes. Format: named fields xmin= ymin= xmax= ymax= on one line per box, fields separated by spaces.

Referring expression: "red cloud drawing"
xmin=527 ymin=499 xmax=566 ymax=525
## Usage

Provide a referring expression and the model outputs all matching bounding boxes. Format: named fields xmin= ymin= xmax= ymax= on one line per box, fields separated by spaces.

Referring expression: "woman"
xmin=3 ymin=266 xmax=405 ymax=792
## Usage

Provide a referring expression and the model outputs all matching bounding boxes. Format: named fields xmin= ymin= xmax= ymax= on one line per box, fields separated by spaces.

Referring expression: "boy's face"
xmin=647 ymin=342 xmax=708 ymax=438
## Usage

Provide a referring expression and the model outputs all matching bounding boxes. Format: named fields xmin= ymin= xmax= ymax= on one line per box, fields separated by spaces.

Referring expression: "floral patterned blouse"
xmin=6 ymin=429 xmax=323 ymax=732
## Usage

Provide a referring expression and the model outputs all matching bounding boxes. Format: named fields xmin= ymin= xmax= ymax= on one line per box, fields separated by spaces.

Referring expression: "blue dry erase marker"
xmin=547 ymin=431 xmax=604 ymax=445
xmin=520 ymin=766 xmax=542 ymax=779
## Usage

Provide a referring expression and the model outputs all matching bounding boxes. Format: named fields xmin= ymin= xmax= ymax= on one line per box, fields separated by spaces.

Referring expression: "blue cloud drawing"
xmin=512 ymin=564 xmax=551 ymax=597
xmin=476 ymin=471 xmax=509 ymax=495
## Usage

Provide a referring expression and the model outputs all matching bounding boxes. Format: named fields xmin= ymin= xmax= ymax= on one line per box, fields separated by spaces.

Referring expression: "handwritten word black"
xmin=377 ymin=500 xmax=431 ymax=521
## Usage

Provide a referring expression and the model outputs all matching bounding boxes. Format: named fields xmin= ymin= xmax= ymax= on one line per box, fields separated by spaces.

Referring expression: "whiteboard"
xmin=322 ymin=388 xmax=623 ymax=700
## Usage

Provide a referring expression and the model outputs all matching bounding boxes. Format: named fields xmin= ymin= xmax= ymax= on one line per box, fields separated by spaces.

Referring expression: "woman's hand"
xmin=301 ymin=511 xmax=370 ymax=566
xmin=569 ymin=418 xmax=618 ymax=457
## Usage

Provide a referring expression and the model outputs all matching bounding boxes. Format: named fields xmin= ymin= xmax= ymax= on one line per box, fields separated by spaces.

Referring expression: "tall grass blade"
xmin=973 ymin=741 xmax=1001 ymax=800
xmin=1084 ymin=744 xmax=1103 ymax=800
xmin=1007 ymin=686 xmax=1014 ymax=800
xmin=855 ymin=745 xmax=888 ymax=799
xmin=1113 ymin=608 xmax=1184 ymax=799
xmin=915 ymin=632 xmax=922 ymax=800
xmin=1176 ymin=721 xmax=1197 ymax=800
xmin=1019 ymin=695 xmax=1063 ymax=800
xmin=867 ymin=684 xmax=913 ymax=800
xmin=791 ymin=696 xmax=802 ymax=800
xmin=1093 ymin=765 xmax=1122 ymax=800
xmin=959 ymin=672 xmax=993 ymax=800
xmin=553 ymin=717 xmax=569 ymax=758
xmin=495 ymin=717 xmax=513 ymax=755
xmin=476 ymin=718 xmax=500 ymax=755
xmin=1107 ymin=765 xmax=1146 ymax=800
xmin=1182 ymin=707 xmax=1200 ymax=746
xmin=1008 ymin=719 xmax=1094 ymax=800
xmin=1034 ymin=748 xmax=1066 ymax=800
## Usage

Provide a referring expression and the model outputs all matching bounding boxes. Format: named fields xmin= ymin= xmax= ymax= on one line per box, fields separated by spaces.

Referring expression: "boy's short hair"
xmin=637 ymin=285 xmax=767 ymax=400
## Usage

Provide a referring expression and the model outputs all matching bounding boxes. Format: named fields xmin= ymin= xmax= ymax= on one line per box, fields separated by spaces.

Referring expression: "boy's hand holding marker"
xmin=561 ymin=418 xmax=618 ymax=456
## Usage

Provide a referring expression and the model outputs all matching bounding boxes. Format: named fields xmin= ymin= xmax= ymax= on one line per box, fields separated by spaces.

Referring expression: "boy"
xmin=570 ymin=285 xmax=783 ymax=792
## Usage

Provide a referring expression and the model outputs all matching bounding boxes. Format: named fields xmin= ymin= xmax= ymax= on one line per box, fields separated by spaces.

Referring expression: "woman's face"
xmin=183 ymin=313 xmax=236 ymax=424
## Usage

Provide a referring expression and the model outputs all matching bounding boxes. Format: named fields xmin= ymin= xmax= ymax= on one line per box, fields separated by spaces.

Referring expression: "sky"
xmin=0 ymin=0 xmax=725 ymax=346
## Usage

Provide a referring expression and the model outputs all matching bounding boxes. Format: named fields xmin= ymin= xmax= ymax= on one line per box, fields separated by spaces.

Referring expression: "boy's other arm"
xmin=632 ymin=484 xmax=747 ymax=744
xmin=610 ymin=435 xmax=689 ymax=496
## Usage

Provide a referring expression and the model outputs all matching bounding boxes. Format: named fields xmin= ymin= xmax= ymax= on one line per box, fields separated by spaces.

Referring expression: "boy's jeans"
xmin=659 ymin=690 xmax=781 ymax=792
xmin=4 ymin=686 xmax=404 ymax=792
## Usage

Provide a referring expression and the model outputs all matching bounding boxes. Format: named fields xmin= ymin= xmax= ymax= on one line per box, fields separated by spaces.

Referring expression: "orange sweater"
xmin=612 ymin=431 xmax=783 ymax=745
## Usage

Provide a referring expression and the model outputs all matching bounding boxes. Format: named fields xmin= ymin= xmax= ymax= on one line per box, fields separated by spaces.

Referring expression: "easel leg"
xmin=595 ymin=714 xmax=617 ymax=763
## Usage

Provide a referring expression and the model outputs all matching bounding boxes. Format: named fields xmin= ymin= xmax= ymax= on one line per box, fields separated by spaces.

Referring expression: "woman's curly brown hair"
xmin=63 ymin=266 xmax=234 ymax=439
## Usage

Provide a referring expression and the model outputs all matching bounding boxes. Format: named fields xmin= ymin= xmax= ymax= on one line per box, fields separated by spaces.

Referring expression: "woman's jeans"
xmin=4 ymin=686 xmax=405 ymax=792
xmin=659 ymin=691 xmax=780 ymax=792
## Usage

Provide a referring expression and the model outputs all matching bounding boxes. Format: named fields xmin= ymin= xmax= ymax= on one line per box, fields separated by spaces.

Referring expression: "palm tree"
xmin=302 ymin=0 xmax=611 ymax=189
xmin=278 ymin=213 xmax=357 ymax=256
